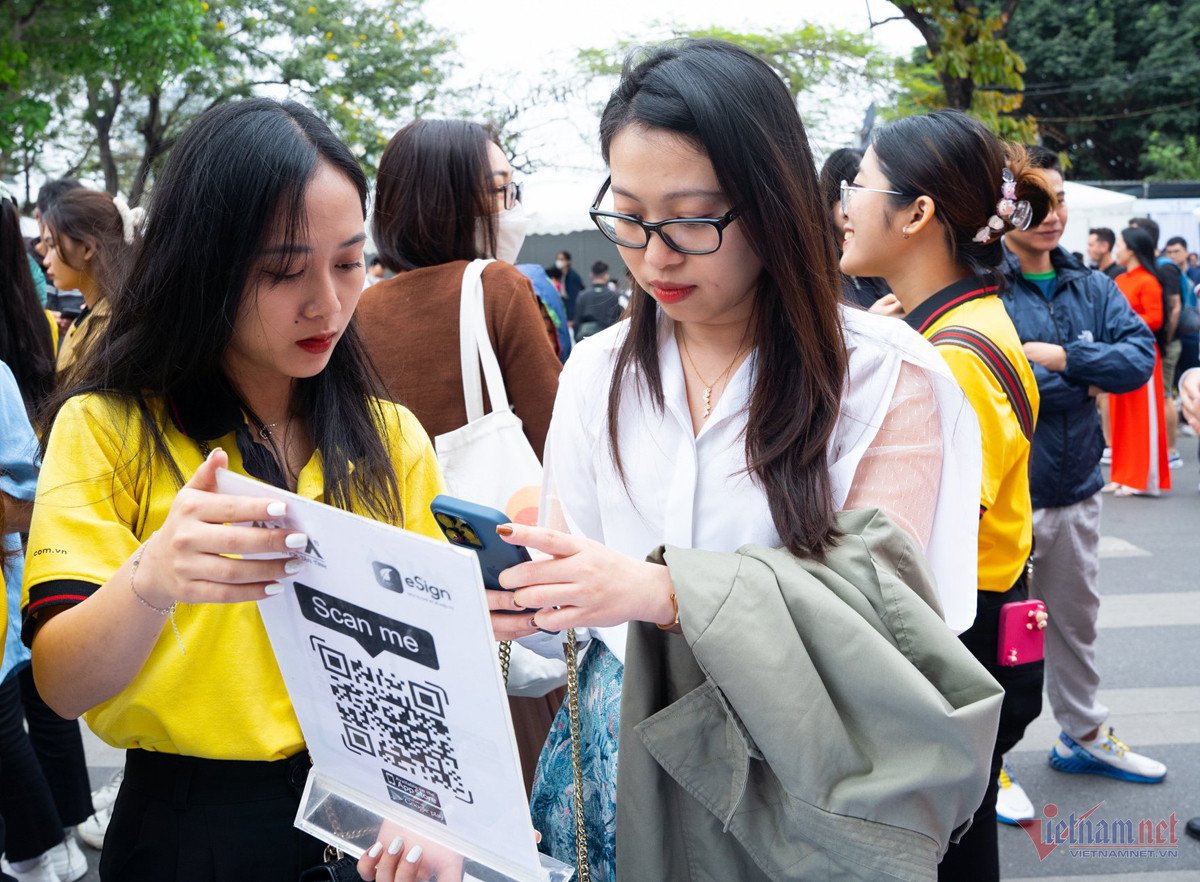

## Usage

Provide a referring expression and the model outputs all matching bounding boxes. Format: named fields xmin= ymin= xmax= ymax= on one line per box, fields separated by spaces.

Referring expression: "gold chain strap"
xmin=565 ymin=628 xmax=591 ymax=882
xmin=499 ymin=640 xmax=511 ymax=685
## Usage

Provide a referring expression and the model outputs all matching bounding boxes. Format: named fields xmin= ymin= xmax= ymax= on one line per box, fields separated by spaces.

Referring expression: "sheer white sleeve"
xmin=842 ymin=360 xmax=943 ymax=550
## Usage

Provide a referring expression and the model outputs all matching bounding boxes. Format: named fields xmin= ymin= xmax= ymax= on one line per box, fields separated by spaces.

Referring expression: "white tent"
xmin=1061 ymin=180 xmax=1136 ymax=212
xmin=522 ymin=173 xmax=605 ymax=236
xmin=1057 ymin=181 xmax=1137 ymax=255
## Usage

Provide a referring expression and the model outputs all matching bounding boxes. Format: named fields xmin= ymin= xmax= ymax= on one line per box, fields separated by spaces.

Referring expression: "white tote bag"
xmin=434 ymin=259 xmax=544 ymax=518
xmin=434 ymin=260 xmax=565 ymax=697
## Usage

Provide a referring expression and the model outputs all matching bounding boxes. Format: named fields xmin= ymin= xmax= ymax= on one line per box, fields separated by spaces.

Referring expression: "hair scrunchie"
xmin=973 ymin=168 xmax=1033 ymax=244
xmin=112 ymin=194 xmax=147 ymax=245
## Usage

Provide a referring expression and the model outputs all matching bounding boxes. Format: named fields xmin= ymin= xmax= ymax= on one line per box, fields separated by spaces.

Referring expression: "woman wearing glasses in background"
xmin=354 ymin=119 xmax=564 ymax=796
xmin=357 ymin=119 xmax=561 ymax=460
xmin=489 ymin=39 xmax=990 ymax=880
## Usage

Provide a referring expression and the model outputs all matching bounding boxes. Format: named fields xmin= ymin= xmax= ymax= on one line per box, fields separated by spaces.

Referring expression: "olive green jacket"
xmin=616 ymin=509 xmax=1002 ymax=882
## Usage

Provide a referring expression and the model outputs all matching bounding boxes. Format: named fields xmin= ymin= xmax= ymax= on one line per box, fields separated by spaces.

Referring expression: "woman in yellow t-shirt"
xmin=22 ymin=98 xmax=444 ymax=882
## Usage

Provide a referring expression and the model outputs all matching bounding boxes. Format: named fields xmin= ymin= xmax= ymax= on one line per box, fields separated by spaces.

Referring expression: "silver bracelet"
xmin=129 ymin=533 xmax=186 ymax=654
xmin=130 ymin=537 xmax=170 ymax=614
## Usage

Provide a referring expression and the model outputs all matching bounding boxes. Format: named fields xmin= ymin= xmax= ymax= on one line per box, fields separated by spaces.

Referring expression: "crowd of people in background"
xmin=0 ymin=34 xmax=1195 ymax=882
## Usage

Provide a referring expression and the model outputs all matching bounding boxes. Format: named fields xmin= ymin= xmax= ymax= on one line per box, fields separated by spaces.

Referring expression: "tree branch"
xmin=16 ymin=0 xmax=49 ymax=32
xmin=62 ymin=144 xmax=94 ymax=179
xmin=896 ymin=5 xmax=940 ymax=55
xmin=997 ymin=0 xmax=1021 ymax=38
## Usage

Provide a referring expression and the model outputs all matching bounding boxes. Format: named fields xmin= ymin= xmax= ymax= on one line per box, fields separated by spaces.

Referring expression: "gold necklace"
xmin=677 ymin=328 xmax=749 ymax=420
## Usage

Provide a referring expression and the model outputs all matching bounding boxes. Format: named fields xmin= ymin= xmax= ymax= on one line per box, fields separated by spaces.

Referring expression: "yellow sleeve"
xmin=22 ymin=395 xmax=144 ymax=642
xmin=381 ymin=402 xmax=446 ymax=543
xmin=939 ymin=347 xmax=1022 ymax=515
xmin=44 ymin=310 xmax=60 ymax=357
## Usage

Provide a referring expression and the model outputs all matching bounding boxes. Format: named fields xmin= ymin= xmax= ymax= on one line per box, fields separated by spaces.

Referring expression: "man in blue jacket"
xmin=999 ymin=148 xmax=1164 ymax=807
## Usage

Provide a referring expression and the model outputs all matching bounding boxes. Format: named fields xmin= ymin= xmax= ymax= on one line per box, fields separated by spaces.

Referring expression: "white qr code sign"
xmin=215 ymin=470 xmax=546 ymax=882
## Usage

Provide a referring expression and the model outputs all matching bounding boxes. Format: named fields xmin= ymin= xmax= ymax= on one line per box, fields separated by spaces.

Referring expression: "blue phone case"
xmin=429 ymin=495 xmax=531 ymax=591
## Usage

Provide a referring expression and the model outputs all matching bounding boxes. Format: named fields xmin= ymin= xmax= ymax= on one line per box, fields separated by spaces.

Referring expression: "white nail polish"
xmin=367 ymin=841 xmax=383 ymax=859
xmin=387 ymin=836 xmax=403 ymax=855
xmin=285 ymin=533 xmax=308 ymax=549
xmin=284 ymin=559 xmax=303 ymax=575
xmin=264 ymin=583 xmax=284 ymax=596
xmin=266 ymin=501 xmax=287 ymax=517
xmin=405 ymin=845 xmax=423 ymax=864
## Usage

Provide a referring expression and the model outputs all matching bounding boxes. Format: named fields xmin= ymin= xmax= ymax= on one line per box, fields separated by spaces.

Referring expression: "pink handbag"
xmin=997 ymin=600 xmax=1046 ymax=666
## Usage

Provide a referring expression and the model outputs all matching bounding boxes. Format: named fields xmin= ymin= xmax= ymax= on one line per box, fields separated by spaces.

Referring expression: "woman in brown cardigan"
xmin=356 ymin=119 xmax=563 ymax=792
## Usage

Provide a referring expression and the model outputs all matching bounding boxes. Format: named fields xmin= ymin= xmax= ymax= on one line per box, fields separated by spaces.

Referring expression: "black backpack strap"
xmin=929 ymin=325 xmax=1034 ymax=441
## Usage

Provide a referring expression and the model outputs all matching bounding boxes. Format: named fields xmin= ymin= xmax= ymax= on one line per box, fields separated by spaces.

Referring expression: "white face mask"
xmin=477 ymin=202 xmax=528 ymax=264
xmin=554 ymin=259 xmax=566 ymax=270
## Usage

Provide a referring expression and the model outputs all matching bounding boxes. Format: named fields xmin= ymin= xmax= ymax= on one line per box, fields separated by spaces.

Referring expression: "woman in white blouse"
xmin=489 ymin=40 xmax=983 ymax=879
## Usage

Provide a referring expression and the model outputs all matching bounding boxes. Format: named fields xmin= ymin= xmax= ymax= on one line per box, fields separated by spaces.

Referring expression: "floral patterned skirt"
xmin=529 ymin=640 xmax=623 ymax=882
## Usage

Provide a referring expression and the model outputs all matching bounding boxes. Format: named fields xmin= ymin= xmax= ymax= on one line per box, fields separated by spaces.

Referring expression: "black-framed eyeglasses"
xmin=588 ymin=176 xmax=739 ymax=256
xmin=495 ymin=180 xmax=522 ymax=211
xmin=839 ymin=179 xmax=906 ymax=216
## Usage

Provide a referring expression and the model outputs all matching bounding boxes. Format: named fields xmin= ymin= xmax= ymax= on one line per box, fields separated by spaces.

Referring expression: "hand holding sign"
xmin=356 ymin=819 xmax=463 ymax=882
xmin=136 ymin=447 xmax=307 ymax=608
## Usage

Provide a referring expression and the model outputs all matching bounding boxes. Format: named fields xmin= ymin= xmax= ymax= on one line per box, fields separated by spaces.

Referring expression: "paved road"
xmin=57 ymin=437 xmax=1200 ymax=881
xmin=999 ymin=435 xmax=1200 ymax=881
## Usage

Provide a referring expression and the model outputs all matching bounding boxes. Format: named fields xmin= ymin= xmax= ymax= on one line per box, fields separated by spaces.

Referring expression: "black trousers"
xmin=0 ymin=666 xmax=93 ymax=861
xmin=100 ymin=749 xmax=327 ymax=882
xmin=938 ymin=582 xmax=1044 ymax=882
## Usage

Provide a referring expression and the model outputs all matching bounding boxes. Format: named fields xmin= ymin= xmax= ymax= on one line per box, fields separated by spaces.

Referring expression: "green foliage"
xmin=217 ymin=1 xmax=451 ymax=168
xmin=1001 ymin=0 xmax=1200 ymax=179
xmin=578 ymin=23 xmax=893 ymax=143
xmin=0 ymin=0 xmax=451 ymax=197
xmin=887 ymin=1 xmax=1037 ymax=142
xmin=1143 ymin=134 xmax=1200 ymax=181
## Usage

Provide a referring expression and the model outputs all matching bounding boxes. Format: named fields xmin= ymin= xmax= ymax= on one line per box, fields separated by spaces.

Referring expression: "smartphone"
xmin=429 ymin=495 xmax=531 ymax=591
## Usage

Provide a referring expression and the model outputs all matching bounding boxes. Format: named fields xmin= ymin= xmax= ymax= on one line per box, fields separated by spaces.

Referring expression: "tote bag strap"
xmin=458 ymin=259 xmax=514 ymax=422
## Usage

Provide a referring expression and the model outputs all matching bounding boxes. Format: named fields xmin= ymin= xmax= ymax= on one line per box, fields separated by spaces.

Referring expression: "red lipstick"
xmin=649 ymin=281 xmax=696 ymax=305
xmin=297 ymin=333 xmax=334 ymax=354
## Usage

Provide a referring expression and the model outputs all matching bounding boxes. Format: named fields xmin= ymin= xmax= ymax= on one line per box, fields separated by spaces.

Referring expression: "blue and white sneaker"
xmin=996 ymin=764 xmax=1035 ymax=825
xmin=1049 ymin=728 xmax=1166 ymax=783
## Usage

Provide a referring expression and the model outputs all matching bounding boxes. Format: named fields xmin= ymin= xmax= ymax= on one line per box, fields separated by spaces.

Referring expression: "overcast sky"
xmin=423 ymin=0 xmax=923 ymax=175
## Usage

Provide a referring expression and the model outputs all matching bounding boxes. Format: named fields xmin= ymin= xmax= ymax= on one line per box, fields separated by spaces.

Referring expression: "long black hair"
xmin=1119 ymin=225 xmax=1170 ymax=352
xmin=0 ymin=196 xmax=55 ymax=414
xmin=42 ymin=98 xmax=402 ymax=522
xmin=871 ymin=110 xmax=1056 ymax=285
xmin=600 ymin=39 xmax=848 ymax=558
xmin=1119 ymin=226 xmax=1162 ymax=282
xmin=373 ymin=119 xmax=500 ymax=271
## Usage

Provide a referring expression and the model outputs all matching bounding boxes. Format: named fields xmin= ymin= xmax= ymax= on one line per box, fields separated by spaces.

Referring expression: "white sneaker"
xmin=90 ymin=769 xmax=123 ymax=814
xmin=3 ymin=852 xmax=61 ymax=882
xmin=76 ymin=805 xmax=111 ymax=851
xmin=995 ymin=763 xmax=1035 ymax=825
xmin=1048 ymin=728 xmax=1167 ymax=783
xmin=47 ymin=835 xmax=88 ymax=882
xmin=1100 ymin=446 xmax=1112 ymax=465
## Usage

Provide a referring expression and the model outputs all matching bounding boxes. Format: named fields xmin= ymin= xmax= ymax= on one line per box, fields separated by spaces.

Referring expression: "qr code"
xmin=311 ymin=636 xmax=472 ymax=804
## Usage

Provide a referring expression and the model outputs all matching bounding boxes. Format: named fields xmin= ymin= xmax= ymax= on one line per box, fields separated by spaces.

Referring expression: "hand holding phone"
xmin=429 ymin=495 xmax=532 ymax=600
